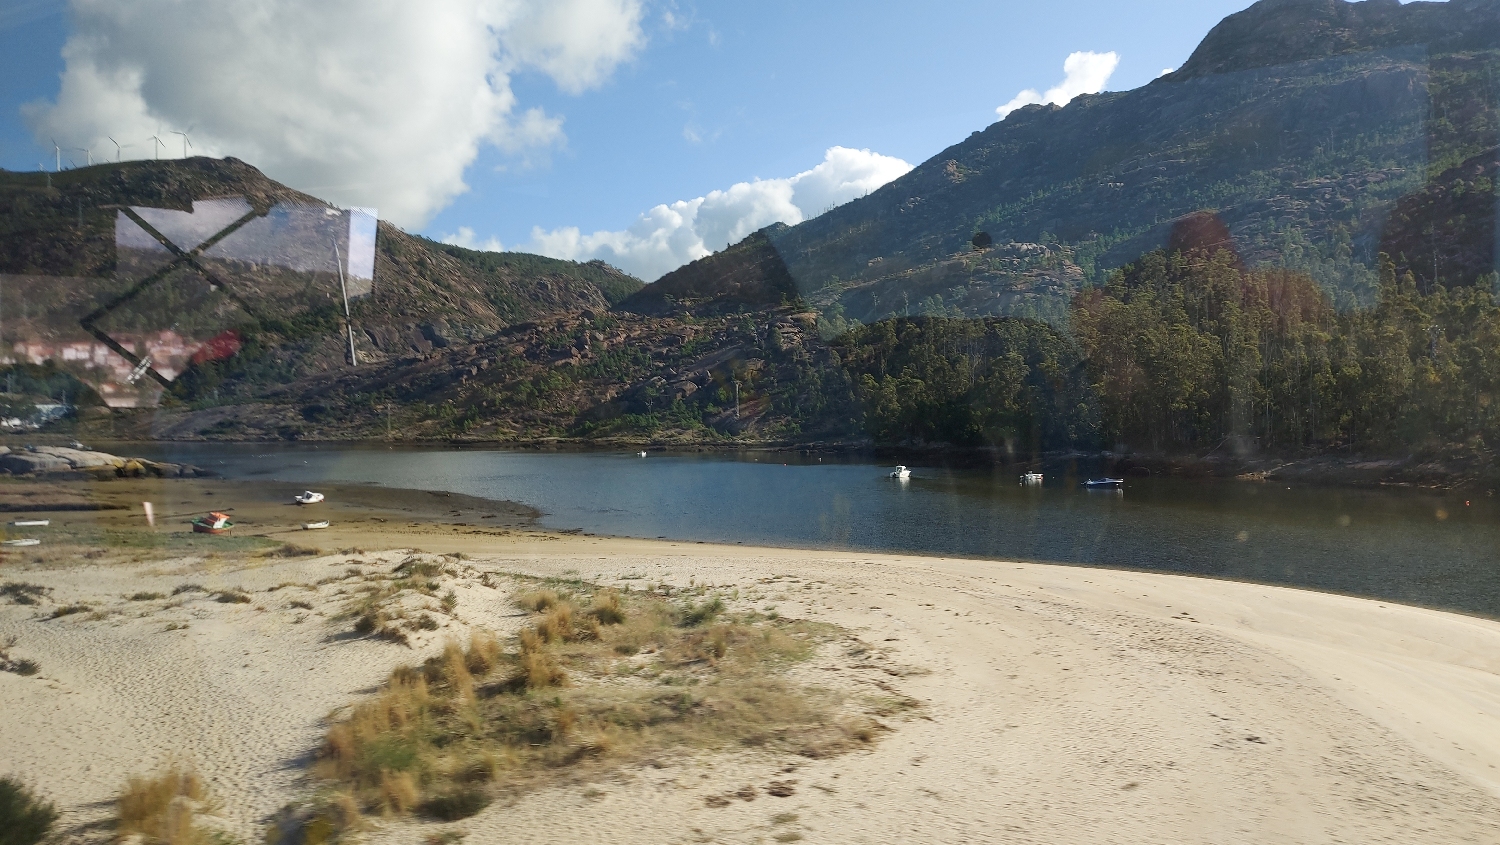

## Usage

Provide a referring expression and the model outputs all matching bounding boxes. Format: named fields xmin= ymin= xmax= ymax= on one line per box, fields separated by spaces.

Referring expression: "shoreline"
xmin=14 ymin=429 xmax=1500 ymax=493
xmin=2 ymin=480 xmax=1500 ymax=841
xmin=2 ymin=471 xmax=1497 ymax=624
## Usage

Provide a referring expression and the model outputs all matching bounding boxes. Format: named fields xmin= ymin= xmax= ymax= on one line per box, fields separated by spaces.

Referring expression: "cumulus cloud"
xmin=996 ymin=51 xmax=1120 ymax=118
xmin=508 ymin=146 xmax=912 ymax=282
xmin=442 ymin=226 xmax=505 ymax=253
xmin=24 ymin=0 xmax=645 ymax=228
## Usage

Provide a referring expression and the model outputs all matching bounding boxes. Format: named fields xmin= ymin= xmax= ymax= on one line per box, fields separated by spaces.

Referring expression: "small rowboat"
xmin=9 ymin=519 xmax=50 ymax=527
xmin=191 ymin=512 xmax=234 ymax=534
xmin=302 ymin=521 xmax=330 ymax=530
xmin=1021 ymin=472 xmax=1043 ymax=484
xmin=293 ymin=491 xmax=325 ymax=505
xmin=2 ymin=538 xmax=40 ymax=546
xmin=1084 ymin=478 xmax=1125 ymax=489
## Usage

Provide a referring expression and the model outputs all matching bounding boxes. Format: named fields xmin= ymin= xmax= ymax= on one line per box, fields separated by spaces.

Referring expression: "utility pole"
xmin=333 ymin=239 xmax=358 ymax=366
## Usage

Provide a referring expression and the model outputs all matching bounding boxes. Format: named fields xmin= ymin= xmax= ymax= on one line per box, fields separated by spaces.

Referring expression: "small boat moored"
xmin=293 ymin=491 xmax=325 ymax=505
xmin=2 ymin=538 xmax=40 ymax=547
xmin=638 ymin=451 xmax=648 ymax=458
xmin=302 ymin=520 xmax=330 ymax=530
xmin=9 ymin=519 xmax=50 ymax=527
xmin=1083 ymin=478 xmax=1125 ymax=489
xmin=1021 ymin=472 xmax=1044 ymax=485
xmin=191 ymin=512 xmax=235 ymax=534
xmin=889 ymin=465 xmax=911 ymax=480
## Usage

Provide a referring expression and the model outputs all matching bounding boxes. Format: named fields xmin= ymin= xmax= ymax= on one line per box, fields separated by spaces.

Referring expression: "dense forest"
xmin=833 ymin=240 xmax=1500 ymax=461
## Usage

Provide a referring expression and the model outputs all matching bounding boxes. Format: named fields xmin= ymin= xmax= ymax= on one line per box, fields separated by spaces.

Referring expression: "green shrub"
xmin=0 ymin=777 xmax=57 ymax=845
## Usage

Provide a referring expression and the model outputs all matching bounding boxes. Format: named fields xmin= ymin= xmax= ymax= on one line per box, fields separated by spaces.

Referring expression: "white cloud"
xmin=512 ymin=146 xmax=912 ymax=281
xmin=441 ymin=226 xmax=505 ymax=253
xmin=24 ymin=0 xmax=645 ymax=228
xmin=1158 ymin=67 xmax=1176 ymax=78
xmin=499 ymin=0 xmax=645 ymax=96
xmin=996 ymin=51 xmax=1120 ymax=118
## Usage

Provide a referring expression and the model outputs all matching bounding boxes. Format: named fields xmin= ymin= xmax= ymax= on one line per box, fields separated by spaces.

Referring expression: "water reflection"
xmin=133 ymin=444 xmax=1500 ymax=619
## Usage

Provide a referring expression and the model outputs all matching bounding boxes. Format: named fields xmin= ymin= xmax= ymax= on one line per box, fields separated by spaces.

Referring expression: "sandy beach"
xmin=2 ymin=477 xmax=1499 ymax=843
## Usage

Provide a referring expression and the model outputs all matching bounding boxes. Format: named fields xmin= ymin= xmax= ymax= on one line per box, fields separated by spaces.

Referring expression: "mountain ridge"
xmin=645 ymin=0 xmax=1498 ymax=326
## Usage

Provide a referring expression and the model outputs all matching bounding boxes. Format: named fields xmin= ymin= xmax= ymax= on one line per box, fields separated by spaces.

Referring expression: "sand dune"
xmin=3 ymin=520 xmax=1500 ymax=843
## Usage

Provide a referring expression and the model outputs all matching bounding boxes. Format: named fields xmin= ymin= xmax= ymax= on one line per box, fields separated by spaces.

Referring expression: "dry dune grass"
xmin=116 ymin=764 xmax=224 ymax=845
xmin=307 ymin=582 xmax=883 ymax=837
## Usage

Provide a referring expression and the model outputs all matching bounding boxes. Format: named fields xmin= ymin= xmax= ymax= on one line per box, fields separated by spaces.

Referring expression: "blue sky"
xmin=1 ymin=0 xmax=1262 ymax=278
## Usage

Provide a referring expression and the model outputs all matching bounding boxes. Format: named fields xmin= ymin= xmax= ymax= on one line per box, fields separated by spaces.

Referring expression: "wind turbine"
xmin=107 ymin=136 xmax=132 ymax=162
xmin=170 ymin=130 xmax=192 ymax=159
xmin=50 ymin=138 xmax=60 ymax=172
xmin=73 ymin=147 xmax=92 ymax=167
xmin=149 ymin=133 xmax=165 ymax=160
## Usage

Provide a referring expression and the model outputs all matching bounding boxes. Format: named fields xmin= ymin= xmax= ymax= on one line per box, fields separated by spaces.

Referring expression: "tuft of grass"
xmin=0 ymin=777 xmax=57 ymax=845
xmin=266 ymin=543 xmax=321 ymax=558
xmin=314 ymin=580 xmax=879 ymax=829
xmin=213 ymin=590 xmax=253 ymax=604
xmin=588 ymin=590 xmax=626 ymax=625
xmin=129 ymin=591 xmax=167 ymax=601
xmin=465 ymin=630 xmax=501 ymax=675
xmin=116 ymin=764 xmax=217 ymax=845
xmin=680 ymin=596 xmax=725 ymax=627
xmin=419 ymin=785 xmax=491 ymax=821
xmin=516 ymin=589 xmax=561 ymax=613
xmin=171 ymin=583 xmax=207 ymax=596
xmin=395 ymin=558 xmax=446 ymax=578
xmin=440 ymin=591 xmax=458 ymax=614
xmin=289 ymin=600 xmax=315 ymax=611
xmin=0 ymin=582 xmax=49 ymax=606
xmin=10 ymin=659 xmax=41 ymax=676
xmin=0 ymin=636 xmax=40 ymax=677
xmin=47 ymin=603 xmax=91 ymax=619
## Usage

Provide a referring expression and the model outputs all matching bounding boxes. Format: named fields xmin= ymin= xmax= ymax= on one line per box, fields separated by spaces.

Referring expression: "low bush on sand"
xmin=116 ymin=763 xmax=225 ymax=845
xmin=0 ymin=637 xmax=40 ymax=677
xmin=0 ymin=582 xmax=49 ymax=606
xmin=310 ymin=582 xmax=883 ymax=837
xmin=47 ymin=603 xmax=91 ymax=619
xmin=0 ymin=776 xmax=56 ymax=845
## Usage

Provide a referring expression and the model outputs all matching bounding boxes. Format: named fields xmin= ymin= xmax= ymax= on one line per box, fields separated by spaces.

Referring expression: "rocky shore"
xmin=0 ymin=445 xmax=207 ymax=479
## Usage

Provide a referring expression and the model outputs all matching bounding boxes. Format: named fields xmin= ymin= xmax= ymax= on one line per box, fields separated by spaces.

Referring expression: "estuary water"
xmin=135 ymin=444 xmax=1500 ymax=619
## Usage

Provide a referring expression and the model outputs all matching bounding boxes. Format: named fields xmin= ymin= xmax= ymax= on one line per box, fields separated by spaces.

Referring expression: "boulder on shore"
xmin=0 ymin=446 xmax=204 ymax=478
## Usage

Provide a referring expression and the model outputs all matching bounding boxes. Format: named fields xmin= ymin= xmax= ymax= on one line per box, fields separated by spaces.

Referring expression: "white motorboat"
xmin=293 ymin=491 xmax=325 ymax=505
xmin=2 ymin=538 xmax=40 ymax=546
xmin=302 ymin=520 xmax=330 ymax=530
xmin=9 ymin=519 xmax=49 ymax=527
xmin=1084 ymin=478 xmax=1125 ymax=489
xmin=1022 ymin=472 xmax=1044 ymax=484
xmin=889 ymin=465 xmax=911 ymax=480
xmin=638 ymin=451 xmax=648 ymax=457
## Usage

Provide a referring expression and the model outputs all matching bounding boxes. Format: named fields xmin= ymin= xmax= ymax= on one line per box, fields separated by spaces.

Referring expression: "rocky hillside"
xmin=140 ymin=307 xmax=857 ymax=445
xmin=655 ymin=0 xmax=1499 ymax=325
xmin=616 ymin=227 xmax=801 ymax=317
xmin=0 ymin=158 xmax=642 ymax=374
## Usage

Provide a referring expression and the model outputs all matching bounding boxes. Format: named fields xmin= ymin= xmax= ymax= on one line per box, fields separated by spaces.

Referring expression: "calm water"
xmin=134 ymin=444 xmax=1500 ymax=619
